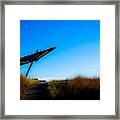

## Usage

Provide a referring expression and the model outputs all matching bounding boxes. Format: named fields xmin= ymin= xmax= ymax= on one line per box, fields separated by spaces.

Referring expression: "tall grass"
xmin=20 ymin=74 xmax=39 ymax=99
xmin=20 ymin=74 xmax=100 ymax=100
xmin=48 ymin=76 xmax=100 ymax=99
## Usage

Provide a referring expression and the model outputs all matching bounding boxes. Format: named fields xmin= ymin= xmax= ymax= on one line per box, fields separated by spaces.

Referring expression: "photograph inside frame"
xmin=20 ymin=20 xmax=100 ymax=100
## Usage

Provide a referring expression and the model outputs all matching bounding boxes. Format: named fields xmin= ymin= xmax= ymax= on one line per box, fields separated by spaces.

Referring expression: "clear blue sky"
xmin=20 ymin=20 xmax=100 ymax=80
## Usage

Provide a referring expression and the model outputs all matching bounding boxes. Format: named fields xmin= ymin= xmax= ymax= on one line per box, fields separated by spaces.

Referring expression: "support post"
xmin=26 ymin=61 xmax=33 ymax=77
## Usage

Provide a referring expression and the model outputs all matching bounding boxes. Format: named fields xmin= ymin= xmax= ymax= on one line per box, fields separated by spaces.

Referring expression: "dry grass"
xmin=20 ymin=74 xmax=39 ymax=99
xmin=48 ymin=76 xmax=100 ymax=99
xmin=68 ymin=76 xmax=100 ymax=89
xmin=20 ymin=74 xmax=100 ymax=100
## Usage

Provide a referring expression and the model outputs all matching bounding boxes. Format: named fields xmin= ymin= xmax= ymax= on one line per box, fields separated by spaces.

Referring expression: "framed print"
xmin=0 ymin=0 xmax=119 ymax=119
